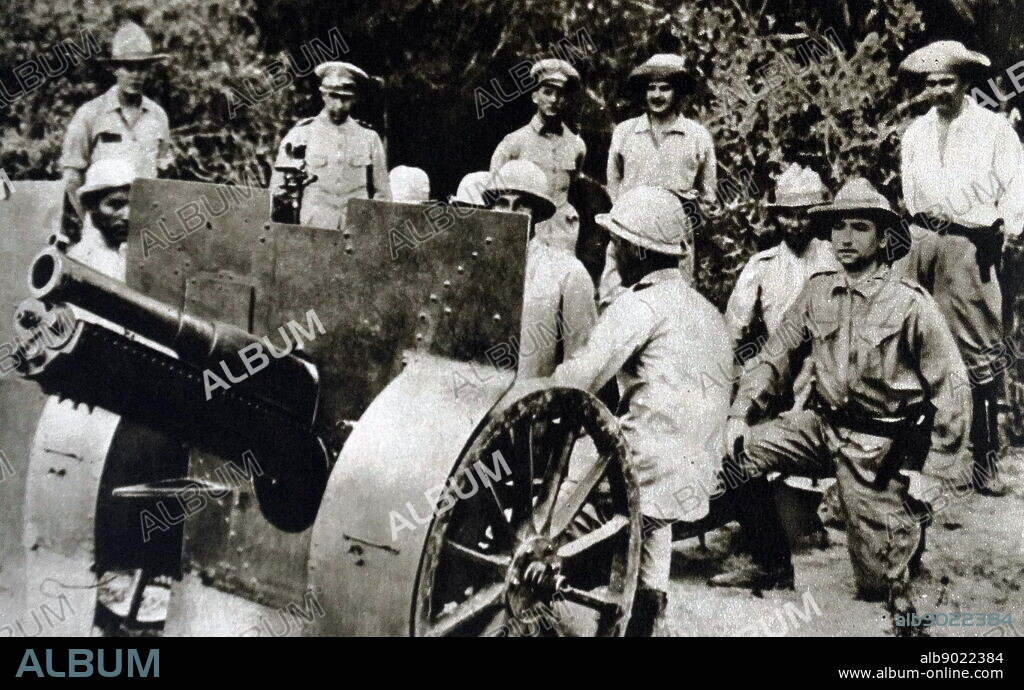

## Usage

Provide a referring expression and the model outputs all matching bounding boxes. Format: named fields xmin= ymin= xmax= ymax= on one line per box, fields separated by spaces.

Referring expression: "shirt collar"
xmin=633 ymin=267 xmax=684 ymax=289
xmin=102 ymin=86 xmax=153 ymax=114
xmin=634 ymin=112 xmax=688 ymax=134
xmin=830 ymin=263 xmax=890 ymax=297
xmin=923 ymin=96 xmax=978 ymax=130
xmin=530 ymin=113 xmax=565 ymax=136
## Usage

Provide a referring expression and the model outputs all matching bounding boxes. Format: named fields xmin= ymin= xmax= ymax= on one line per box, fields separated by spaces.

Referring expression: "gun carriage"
xmin=8 ymin=179 xmax=642 ymax=636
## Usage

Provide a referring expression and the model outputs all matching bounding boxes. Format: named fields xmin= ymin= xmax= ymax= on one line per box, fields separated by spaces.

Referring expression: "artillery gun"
xmin=9 ymin=179 xmax=643 ymax=636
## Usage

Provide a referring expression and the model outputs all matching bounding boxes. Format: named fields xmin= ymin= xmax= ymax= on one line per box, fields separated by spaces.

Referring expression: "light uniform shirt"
xmin=490 ymin=113 xmax=586 ymax=209
xmin=518 ymin=237 xmax=597 ymax=378
xmin=731 ymin=265 xmax=970 ymax=474
xmin=272 ymin=112 xmax=391 ymax=230
xmin=60 ymin=86 xmax=172 ymax=178
xmin=725 ymin=238 xmax=838 ymax=347
xmin=491 ymin=114 xmax=586 ymax=252
xmin=551 ymin=268 xmax=732 ymax=520
xmin=902 ymin=97 xmax=1024 ymax=235
xmin=606 ymin=112 xmax=717 ymax=203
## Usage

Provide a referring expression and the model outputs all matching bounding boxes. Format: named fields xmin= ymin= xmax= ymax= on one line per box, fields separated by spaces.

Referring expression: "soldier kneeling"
xmin=712 ymin=179 xmax=971 ymax=636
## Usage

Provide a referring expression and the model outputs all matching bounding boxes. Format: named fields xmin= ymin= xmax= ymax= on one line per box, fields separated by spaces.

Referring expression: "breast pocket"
xmin=340 ymin=151 xmax=371 ymax=194
xmin=855 ymin=323 xmax=902 ymax=380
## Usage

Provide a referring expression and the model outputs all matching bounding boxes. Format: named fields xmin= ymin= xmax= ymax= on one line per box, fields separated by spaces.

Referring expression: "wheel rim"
xmin=413 ymin=388 xmax=641 ymax=637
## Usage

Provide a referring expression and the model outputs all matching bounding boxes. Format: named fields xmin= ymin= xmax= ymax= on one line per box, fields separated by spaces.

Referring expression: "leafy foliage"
xmin=2 ymin=0 xmax=1020 ymax=311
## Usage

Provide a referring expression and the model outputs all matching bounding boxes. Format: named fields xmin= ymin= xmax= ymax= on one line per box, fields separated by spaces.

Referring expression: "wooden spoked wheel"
xmin=413 ymin=387 xmax=641 ymax=637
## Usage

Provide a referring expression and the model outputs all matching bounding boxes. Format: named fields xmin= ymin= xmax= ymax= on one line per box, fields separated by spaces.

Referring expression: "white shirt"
xmin=901 ymin=97 xmax=1024 ymax=235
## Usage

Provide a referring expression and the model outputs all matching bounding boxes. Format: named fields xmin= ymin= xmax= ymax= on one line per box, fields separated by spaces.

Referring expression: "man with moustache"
xmin=272 ymin=61 xmax=391 ymax=230
xmin=712 ymin=179 xmax=969 ymax=635
xmin=898 ymin=41 xmax=1024 ymax=495
xmin=601 ymin=54 xmax=718 ymax=307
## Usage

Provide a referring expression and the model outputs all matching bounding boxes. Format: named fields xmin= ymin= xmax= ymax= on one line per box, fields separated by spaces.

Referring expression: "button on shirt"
xmin=490 ymin=114 xmax=586 ymax=208
xmin=519 ymin=237 xmax=597 ymax=378
xmin=731 ymin=265 xmax=970 ymax=466
xmin=725 ymin=238 xmax=838 ymax=347
xmin=551 ymin=269 xmax=732 ymax=520
xmin=60 ymin=86 xmax=172 ymax=178
xmin=606 ymin=113 xmax=717 ymax=203
xmin=902 ymin=97 xmax=1024 ymax=235
xmin=271 ymin=112 xmax=391 ymax=230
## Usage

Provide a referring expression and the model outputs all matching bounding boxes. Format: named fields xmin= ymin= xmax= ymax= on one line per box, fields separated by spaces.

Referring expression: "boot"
xmin=708 ymin=560 xmax=795 ymax=592
xmin=888 ymin=579 xmax=926 ymax=638
xmin=708 ymin=470 xmax=794 ymax=593
xmin=971 ymin=382 xmax=1008 ymax=495
xmin=624 ymin=587 xmax=667 ymax=637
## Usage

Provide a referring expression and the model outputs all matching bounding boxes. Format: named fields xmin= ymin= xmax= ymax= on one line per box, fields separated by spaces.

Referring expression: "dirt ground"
xmin=665 ymin=451 xmax=1024 ymax=637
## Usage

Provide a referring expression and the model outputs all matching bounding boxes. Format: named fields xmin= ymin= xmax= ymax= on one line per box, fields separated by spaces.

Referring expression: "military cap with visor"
xmin=531 ymin=59 xmax=580 ymax=90
xmin=316 ymin=61 xmax=369 ymax=96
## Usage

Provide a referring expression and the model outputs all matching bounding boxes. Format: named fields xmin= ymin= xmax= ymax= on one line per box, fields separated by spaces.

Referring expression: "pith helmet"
xmin=595 ymin=186 xmax=687 ymax=256
xmin=78 ymin=158 xmax=138 ymax=206
xmin=389 ymin=166 xmax=430 ymax=203
xmin=808 ymin=178 xmax=910 ymax=261
xmin=104 ymin=21 xmax=168 ymax=63
xmin=451 ymin=171 xmax=491 ymax=208
xmin=485 ymin=161 xmax=556 ymax=222
xmin=315 ymin=62 xmax=369 ymax=96
xmin=899 ymin=41 xmax=991 ymax=75
xmin=531 ymin=59 xmax=580 ymax=90
xmin=768 ymin=163 xmax=829 ymax=208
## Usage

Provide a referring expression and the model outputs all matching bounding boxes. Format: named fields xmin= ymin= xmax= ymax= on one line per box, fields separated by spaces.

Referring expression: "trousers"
xmin=738 ymin=410 xmax=921 ymax=593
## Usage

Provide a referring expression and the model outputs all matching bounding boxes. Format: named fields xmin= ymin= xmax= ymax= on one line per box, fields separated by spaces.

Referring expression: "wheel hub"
xmin=506 ymin=536 xmax=562 ymax=618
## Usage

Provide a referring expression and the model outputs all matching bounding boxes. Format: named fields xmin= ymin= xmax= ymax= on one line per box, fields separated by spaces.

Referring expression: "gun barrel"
xmin=28 ymin=248 xmax=319 ymax=425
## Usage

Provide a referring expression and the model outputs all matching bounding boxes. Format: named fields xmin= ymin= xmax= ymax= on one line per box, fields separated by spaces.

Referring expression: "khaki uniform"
xmin=491 ymin=114 xmax=586 ymax=252
xmin=518 ymin=237 xmax=597 ymax=378
xmin=551 ymin=268 xmax=732 ymax=590
xmin=60 ymin=86 xmax=172 ymax=179
xmin=731 ymin=265 xmax=970 ymax=591
xmin=272 ymin=112 xmax=390 ymax=229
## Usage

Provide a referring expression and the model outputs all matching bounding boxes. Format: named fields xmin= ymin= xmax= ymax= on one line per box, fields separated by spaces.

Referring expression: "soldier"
xmin=70 ymin=158 xmax=137 ymax=282
xmin=490 ymin=59 xmax=585 ymax=253
xmin=712 ymin=179 xmax=970 ymax=634
xmin=726 ymin=163 xmax=835 ymax=357
xmin=389 ymin=166 xmax=430 ymax=203
xmin=60 ymin=21 xmax=171 ymax=234
xmin=513 ymin=185 xmax=731 ymax=635
xmin=271 ymin=62 xmax=391 ymax=230
xmin=898 ymin=41 xmax=1024 ymax=495
xmin=485 ymin=161 xmax=597 ymax=377
xmin=601 ymin=54 xmax=718 ymax=306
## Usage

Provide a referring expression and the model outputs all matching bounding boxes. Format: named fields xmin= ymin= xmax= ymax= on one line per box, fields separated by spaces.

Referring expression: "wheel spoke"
xmin=507 ymin=419 xmax=535 ymax=532
xmin=473 ymin=470 xmax=515 ymax=547
xmin=558 ymin=515 xmax=629 ymax=560
xmin=426 ymin=582 xmax=507 ymax=637
xmin=549 ymin=451 xmax=612 ymax=537
xmin=534 ymin=424 xmax=579 ymax=534
xmin=557 ymin=585 xmax=623 ymax=617
xmin=443 ymin=538 xmax=512 ymax=571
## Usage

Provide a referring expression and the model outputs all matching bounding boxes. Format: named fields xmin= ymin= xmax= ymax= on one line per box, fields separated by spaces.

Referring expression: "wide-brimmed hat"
xmin=899 ymin=41 xmax=991 ymax=75
xmin=531 ymin=59 xmax=580 ymax=91
xmin=316 ymin=62 xmax=369 ymax=96
xmin=78 ymin=158 xmax=137 ymax=206
xmin=485 ymin=161 xmax=556 ymax=222
xmin=450 ymin=171 xmax=491 ymax=208
xmin=767 ymin=163 xmax=829 ymax=208
xmin=595 ymin=186 xmax=687 ymax=256
xmin=102 ymin=22 xmax=168 ymax=63
xmin=808 ymin=178 xmax=910 ymax=261
xmin=389 ymin=166 xmax=430 ymax=203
